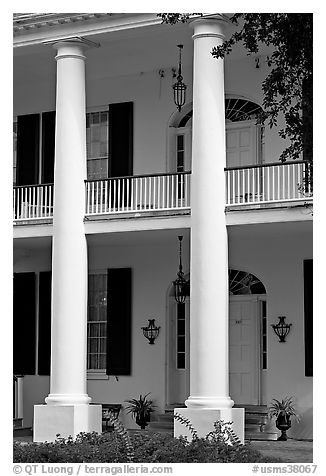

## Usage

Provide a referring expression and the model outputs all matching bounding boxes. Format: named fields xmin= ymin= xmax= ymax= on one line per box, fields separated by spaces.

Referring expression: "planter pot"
xmin=136 ymin=414 xmax=150 ymax=430
xmin=276 ymin=414 xmax=292 ymax=441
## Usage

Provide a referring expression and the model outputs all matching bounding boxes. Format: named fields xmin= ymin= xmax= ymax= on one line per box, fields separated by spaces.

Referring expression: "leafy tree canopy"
xmin=159 ymin=13 xmax=313 ymax=162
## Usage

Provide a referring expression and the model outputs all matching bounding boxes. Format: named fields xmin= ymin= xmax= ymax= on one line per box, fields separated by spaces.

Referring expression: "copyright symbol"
xmin=13 ymin=466 xmax=22 ymax=474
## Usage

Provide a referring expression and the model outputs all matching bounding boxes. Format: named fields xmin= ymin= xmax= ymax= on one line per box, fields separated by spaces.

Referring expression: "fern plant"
xmin=174 ymin=413 xmax=242 ymax=446
xmin=173 ymin=412 xmax=198 ymax=440
xmin=105 ymin=410 xmax=134 ymax=462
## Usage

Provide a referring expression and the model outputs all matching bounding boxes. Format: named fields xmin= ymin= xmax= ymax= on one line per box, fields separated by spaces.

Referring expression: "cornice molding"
xmin=13 ymin=13 xmax=164 ymax=49
xmin=13 ymin=13 xmax=112 ymax=33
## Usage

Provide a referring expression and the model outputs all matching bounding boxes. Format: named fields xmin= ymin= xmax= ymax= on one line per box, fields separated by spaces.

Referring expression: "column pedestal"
xmin=34 ymin=405 xmax=102 ymax=442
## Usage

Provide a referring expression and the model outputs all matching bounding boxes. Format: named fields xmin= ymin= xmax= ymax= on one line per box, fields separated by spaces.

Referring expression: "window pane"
xmin=177 ymin=353 xmax=185 ymax=369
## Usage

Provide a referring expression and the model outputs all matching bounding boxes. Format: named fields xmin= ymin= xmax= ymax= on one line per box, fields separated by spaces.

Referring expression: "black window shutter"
xmin=304 ymin=259 xmax=313 ymax=377
xmin=41 ymin=111 xmax=56 ymax=184
xmin=38 ymin=271 xmax=52 ymax=375
xmin=13 ymin=273 xmax=36 ymax=375
xmin=106 ymin=268 xmax=132 ymax=375
xmin=109 ymin=102 xmax=133 ymax=177
xmin=16 ymin=114 xmax=40 ymax=185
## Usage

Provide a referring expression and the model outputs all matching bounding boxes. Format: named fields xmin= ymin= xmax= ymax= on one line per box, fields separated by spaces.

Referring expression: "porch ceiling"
xmin=86 ymin=227 xmax=190 ymax=248
xmin=228 ymin=219 xmax=312 ymax=241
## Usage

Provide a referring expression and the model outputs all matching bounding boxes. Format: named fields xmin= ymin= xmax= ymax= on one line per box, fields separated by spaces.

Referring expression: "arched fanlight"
xmin=173 ymin=235 xmax=189 ymax=303
xmin=173 ymin=45 xmax=187 ymax=112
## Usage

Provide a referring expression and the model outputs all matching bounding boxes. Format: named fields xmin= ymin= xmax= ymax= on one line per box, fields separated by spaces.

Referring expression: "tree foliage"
xmin=159 ymin=13 xmax=313 ymax=162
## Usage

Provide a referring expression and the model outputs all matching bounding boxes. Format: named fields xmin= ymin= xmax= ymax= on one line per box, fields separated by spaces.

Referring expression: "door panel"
xmin=229 ymin=298 xmax=259 ymax=405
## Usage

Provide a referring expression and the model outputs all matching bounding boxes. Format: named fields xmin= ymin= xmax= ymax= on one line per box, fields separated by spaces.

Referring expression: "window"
xmin=86 ymin=111 xmax=109 ymax=180
xmin=87 ymin=268 xmax=132 ymax=376
xmin=13 ymin=272 xmax=51 ymax=376
xmin=261 ymin=300 xmax=267 ymax=370
xmin=87 ymin=274 xmax=107 ymax=371
xmin=13 ymin=120 xmax=17 ymax=185
xmin=304 ymin=260 xmax=313 ymax=376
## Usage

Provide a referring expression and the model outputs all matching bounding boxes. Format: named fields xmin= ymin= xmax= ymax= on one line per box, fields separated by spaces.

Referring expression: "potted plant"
xmin=268 ymin=396 xmax=300 ymax=441
xmin=125 ymin=393 xmax=155 ymax=429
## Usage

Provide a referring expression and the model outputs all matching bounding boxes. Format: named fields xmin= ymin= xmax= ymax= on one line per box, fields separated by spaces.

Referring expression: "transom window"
xmin=229 ymin=269 xmax=266 ymax=295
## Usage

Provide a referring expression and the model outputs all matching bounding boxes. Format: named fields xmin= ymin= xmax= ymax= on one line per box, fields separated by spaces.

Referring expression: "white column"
xmin=174 ymin=15 xmax=244 ymax=441
xmin=34 ymin=39 xmax=101 ymax=441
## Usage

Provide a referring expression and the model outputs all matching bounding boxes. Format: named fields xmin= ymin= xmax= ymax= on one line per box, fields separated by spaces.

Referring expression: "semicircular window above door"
xmin=229 ymin=269 xmax=266 ymax=295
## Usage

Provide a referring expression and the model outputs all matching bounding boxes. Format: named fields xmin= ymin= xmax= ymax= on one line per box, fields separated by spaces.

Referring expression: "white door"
xmin=229 ymin=296 xmax=260 ymax=405
xmin=167 ymin=296 xmax=261 ymax=406
xmin=167 ymin=300 xmax=190 ymax=405
xmin=226 ymin=121 xmax=259 ymax=168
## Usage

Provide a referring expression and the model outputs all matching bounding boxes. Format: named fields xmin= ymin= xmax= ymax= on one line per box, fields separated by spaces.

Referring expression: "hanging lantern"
xmin=142 ymin=319 xmax=160 ymax=345
xmin=271 ymin=316 xmax=292 ymax=343
xmin=173 ymin=235 xmax=189 ymax=303
xmin=173 ymin=45 xmax=187 ymax=111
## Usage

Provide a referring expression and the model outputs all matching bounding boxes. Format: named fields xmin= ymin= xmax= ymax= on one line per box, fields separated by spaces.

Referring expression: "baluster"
xmin=49 ymin=185 xmax=53 ymax=216
xmin=104 ymin=180 xmax=108 ymax=214
xmin=131 ymin=177 xmax=134 ymax=211
xmin=153 ymin=176 xmax=156 ymax=209
xmin=287 ymin=164 xmax=291 ymax=199
xmin=113 ymin=180 xmax=116 ymax=211
xmin=135 ymin=177 xmax=138 ymax=211
xmin=252 ymin=168 xmax=255 ymax=202
xmin=139 ymin=177 xmax=143 ymax=211
xmin=91 ymin=182 xmax=94 ymax=214
xmin=100 ymin=181 xmax=103 ymax=213
xmin=226 ymin=171 xmax=230 ymax=205
xmin=277 ymin=166 xmax=280 ymax=201
xmin=158 ymin=175 xmax=161 ymax=208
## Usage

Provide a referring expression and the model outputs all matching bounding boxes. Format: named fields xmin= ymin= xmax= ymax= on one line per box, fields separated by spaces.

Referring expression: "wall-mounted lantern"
xmin=142 ymin=319 xmax=160 ymax=345
xmin=271 ymin=316 xmax=292 ymax=343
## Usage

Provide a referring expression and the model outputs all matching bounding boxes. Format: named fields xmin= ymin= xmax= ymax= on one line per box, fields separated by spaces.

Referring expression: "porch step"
xmin=13 ymin=426 xmax=33 ymax=437
xmin=149 ymin=404 xmax=278 ymax=440
xmin=13 ymin=418 xmax=23 ymax=429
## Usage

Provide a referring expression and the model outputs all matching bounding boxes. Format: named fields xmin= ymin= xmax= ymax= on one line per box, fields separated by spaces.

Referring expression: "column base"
xmin=174 ymin=407 xmax=245 ymax=444
xmin=33 ymin=404 xmax=102 ymax=442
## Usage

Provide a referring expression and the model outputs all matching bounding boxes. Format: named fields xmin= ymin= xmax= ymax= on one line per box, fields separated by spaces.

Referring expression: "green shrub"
xmin=14 ymin=431 xmax=282 ymax=463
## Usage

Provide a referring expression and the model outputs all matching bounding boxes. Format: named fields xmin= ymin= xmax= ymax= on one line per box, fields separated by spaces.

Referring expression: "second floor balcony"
xmin=13 ymin=161 xmax=312 ymax=223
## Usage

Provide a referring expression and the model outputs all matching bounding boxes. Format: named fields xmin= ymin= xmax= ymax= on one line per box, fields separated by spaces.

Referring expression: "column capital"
xmin=50 ymin=36 xmax=99 ymax=60
xmin=190 ymin=14 xmax=230 ymax=40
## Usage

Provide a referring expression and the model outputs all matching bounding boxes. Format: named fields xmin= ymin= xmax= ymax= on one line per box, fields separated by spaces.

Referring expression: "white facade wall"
xmin=14 ymin=45 xmax=289 ymax=175
xmin=14 ymin=224 xmax=312 ymax=437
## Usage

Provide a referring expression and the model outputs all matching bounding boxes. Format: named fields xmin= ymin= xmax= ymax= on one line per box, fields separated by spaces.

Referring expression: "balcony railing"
xmin=225 ymin=161 xmax=312 ymax=207
xmin=13 ymin=163 xmax=313 ymax=223
xmin=85 ymin=172 xmax=191 ymax=216
xmin=13 ymin=183 xmax=53 ymax=221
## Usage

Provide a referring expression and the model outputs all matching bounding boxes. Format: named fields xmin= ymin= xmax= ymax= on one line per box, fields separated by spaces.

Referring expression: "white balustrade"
xmin=85 ymin=172 xmax=191 ymax=215
xmin=13 ymin=184 xmax=54 ymax=220
xmin=13 ymin=164 xmax=313 ymax=222
xmin=225 ymin=161 xmax=312 ymax=207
